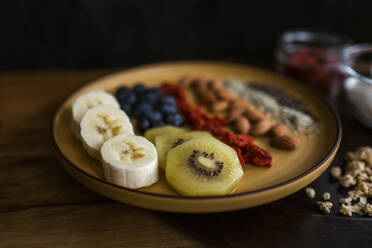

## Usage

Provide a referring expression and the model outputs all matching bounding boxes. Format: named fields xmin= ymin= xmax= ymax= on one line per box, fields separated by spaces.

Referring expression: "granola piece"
xmin=305 ymin=187 xmax=316 ymax=199
xmin=358 ymin=147 xmax=372 ymax=166
xmin=339 ymin=204 xmax=353 ymax=216
xmin=365 ymin=167 xmax=372 ymax=176
xmin=330 ymin=166 xmax=342 ymax=179
xmin=323 ymin=192 xmax=331 ymax=201
xmin=348 ymin=147 xmax=372 ymax=166
xmin=317 ymin=201 xmax=333 ymax=214
xmin=340 ymin=174 xmax=357 ymax=187
xmin=364 ymin=203 xmax=372 ymax=217
xmin=339 ymin=197 xmax=352 ymax=205
xmin=368 ymin=185 xmax=372 ymax=197
xmin=347 ymin=151 xmax=359 ymax=161
xmin=348 ymin=190 xmax=364 ymax=201
xmin=350 ymin=202 xmax=364 ymax=215
xmin=346 ymin=160 xmax=365 ymax=177
xmin=356 ymin=181 xmax=371 ymax=194
xmin=357 ymin=172 xmax=369 ymax=182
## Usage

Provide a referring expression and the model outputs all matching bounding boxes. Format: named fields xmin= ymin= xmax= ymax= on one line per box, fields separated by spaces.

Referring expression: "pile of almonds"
xmin=180 ymin=76 xmax=300 ymax=150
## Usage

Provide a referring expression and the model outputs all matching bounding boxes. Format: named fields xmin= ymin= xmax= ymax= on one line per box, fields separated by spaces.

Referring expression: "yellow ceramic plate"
xmin=53 ymin=61 xmax=341 ymax=213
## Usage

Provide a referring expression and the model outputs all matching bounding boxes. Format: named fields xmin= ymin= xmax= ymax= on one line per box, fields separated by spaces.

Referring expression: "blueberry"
xmin=133 ymin=103 xmax=153 ymax=118
xmin=118 ymin=93 xmax=137 ymax=106
xmin=145 ymin=88 xmax=163 ymax=103
xmin=165 ymin=113 xmax=183 ymax=126
xmin=148 ymin=111 xmax=163 ymax=123
xmin=116 ymin=88 xmax=132 ymax=102
xmin=160 ymin=97 xmax=177 ymax=106
xmin=116 ymin=86 xmax=130 ymax=97
xmin=137 ymin=118 xmax=151 ymax=132
xmin=151 ymin=120 xmax=165 ymax=127
xmin=133 ymin=84 xmax=147 ymax=95
xmin=159 ymin=104 xmax=177 ymax=115
xmin=136 ymin=89 xmax=161 ymax=104
xmin=143 ymin=94 xmax=157 ymax=104
xmin=120 ymin=103 xmax=132 ymax=115
xmin=147 ymin=88 xmax=162 ymax=94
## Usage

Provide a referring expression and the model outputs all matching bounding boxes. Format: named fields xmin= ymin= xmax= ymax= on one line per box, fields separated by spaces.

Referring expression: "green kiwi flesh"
xmin=155 ymin=131 xmax=212 ymax=170
xmin=144 ymin=125 xmax=187 ymax=143
xmin=165 ymin=136 xmax=243 ymax=196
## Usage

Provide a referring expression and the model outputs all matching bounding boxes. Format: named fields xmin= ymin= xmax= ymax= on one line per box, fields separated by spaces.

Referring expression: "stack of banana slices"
xmin=71 ymin=90 xmax=158 ymax=189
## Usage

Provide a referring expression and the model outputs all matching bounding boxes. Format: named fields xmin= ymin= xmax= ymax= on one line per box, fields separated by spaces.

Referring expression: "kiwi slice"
xmin=165 ymin=136 xmax=243 ymax=196
xmin=144 ymin=125 xmax=187 ymax=143
xmin=155 ymin=131 xmax=212 ymax=170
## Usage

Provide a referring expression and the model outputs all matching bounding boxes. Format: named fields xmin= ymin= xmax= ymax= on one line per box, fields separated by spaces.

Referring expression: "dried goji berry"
xmin=161 ymin=83 xmax=273 ymax=168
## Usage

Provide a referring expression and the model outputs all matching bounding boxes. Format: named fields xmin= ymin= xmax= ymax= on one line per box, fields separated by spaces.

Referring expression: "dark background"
xmin=1 ymin=0 xmax=371 ymax=69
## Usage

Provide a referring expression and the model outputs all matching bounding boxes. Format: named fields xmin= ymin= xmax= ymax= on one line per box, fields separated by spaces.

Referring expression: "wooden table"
xmin=1 ymin=68 xmax=371 ymax=248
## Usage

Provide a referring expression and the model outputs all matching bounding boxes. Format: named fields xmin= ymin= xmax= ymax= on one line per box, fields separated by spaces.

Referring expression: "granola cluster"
xmin=317 ymin=201 xmax=333 ymax=214
xmin=305 ymin=187 xmax=333 ymax=214
xmin=331 ymin=146 xmax=372 ymax=217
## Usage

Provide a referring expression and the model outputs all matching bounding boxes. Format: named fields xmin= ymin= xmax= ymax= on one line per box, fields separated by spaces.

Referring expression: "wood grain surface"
xmin=1 ymin=67 xmax=371 ymax=248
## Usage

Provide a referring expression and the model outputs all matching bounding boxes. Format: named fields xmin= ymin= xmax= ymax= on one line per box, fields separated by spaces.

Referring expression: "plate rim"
xmin=52 ymin=60 xmax=342 ymax=200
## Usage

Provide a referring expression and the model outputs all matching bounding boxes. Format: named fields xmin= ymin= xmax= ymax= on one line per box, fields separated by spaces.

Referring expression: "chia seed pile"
xmin=223 ymin=78 xmax=318 ymax=132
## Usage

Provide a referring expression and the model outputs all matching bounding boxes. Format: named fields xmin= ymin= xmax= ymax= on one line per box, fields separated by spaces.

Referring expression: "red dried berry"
xmin=161 ymin=83 xmax=273 ymax=168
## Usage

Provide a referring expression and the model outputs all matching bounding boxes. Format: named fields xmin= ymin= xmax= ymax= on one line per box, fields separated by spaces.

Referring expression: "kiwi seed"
xmin=187 ymin=150 xmax=224 ymax=177
xmin=171 ymin=138 xmax=185 ymax=148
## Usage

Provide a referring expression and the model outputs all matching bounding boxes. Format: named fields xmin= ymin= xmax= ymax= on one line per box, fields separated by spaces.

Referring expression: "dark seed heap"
xmin=171 ymin=138 xmax=185 ymax=148
xmin=115 ymin=83 xmax=184 ymax=132
xmin=248 ymin=83 xmax=318 ymax=121
xmin=188 ymin=150 xmax=224 ymax=177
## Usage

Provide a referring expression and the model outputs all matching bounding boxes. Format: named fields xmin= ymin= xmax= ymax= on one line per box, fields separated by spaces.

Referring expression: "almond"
xmin=201 ymin=91 xmax=217 ymax=103
xmin=207 ymin=80 xmax=222 ymax=90
xmin=179 ymin=75 xmax=197 ymax=88
xmin=226 ymin=107 xmax=244 ymax=122
xmin=211 ymin=100 xmax=229 ymax=113
xmin=271 ymin=123 xmax=289 ymax=137
xmin=270 ymin=135 xmax=300 ymax=150
xmin=215 ymin=89 xmax=235 ymax=100
xmin=251 ymin=119 xmax=272 ymax=136
xmin=190 ymin=78 xmax=202 ymax=88
xmin=234 ymin=116 xmax=251 ymax=134
xmin=230 ymin=99 xmax=248 ymax=109
xmin=244 ymin=107 xmax=266 ymax=121
xmin=195 ymin=78 xmax=209 ymax=93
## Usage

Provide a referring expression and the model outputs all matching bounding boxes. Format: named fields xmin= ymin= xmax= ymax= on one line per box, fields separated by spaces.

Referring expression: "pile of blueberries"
xmin=116 ymin=84 xmax=183 ymax=132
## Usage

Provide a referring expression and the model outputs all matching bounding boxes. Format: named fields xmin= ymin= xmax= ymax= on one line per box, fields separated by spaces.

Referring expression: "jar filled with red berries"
xmin=276 ymin=30 xmax=351 ymax=98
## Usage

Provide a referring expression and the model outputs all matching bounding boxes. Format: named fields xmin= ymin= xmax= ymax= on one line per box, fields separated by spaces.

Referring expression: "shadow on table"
xmin=153 ymin=200 xmax=371 ymax=248
xmin=151 ymin=192 xmax=317 ymax=248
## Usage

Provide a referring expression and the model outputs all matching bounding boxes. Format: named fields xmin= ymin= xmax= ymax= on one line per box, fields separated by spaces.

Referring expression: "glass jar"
xmin=341 ymin=43 xmax=372 ymax=129
xmin=276 ymin=30 xmax=351 ymax=97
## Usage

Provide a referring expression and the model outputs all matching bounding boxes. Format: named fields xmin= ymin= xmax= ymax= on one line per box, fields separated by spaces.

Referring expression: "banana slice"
xmin=101 ymin=134 xmax=158 ymax=189
xmin=80 ymin=104 xmax=134 ymax=159
xmin=71 ymin=91 xmax=120 ymax=139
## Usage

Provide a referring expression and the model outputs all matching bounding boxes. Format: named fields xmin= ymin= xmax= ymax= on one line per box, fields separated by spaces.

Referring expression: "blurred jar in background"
xmin=341 ymin=43 xmax=372 ymax=129
xmin=276 ymin=30 xmax=351 ymax=98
